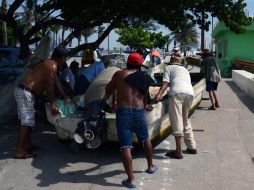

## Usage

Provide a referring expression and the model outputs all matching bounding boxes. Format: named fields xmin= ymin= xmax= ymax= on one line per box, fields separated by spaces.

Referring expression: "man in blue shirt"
xmin=60 ymin=61 xmax=79 ymax=96
xmin=74 ymin=53 xmax=109 ymax=95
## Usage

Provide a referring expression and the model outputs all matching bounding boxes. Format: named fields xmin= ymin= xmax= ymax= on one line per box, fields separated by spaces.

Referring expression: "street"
xmin=0 ymin=79 xmax=254 ymax=190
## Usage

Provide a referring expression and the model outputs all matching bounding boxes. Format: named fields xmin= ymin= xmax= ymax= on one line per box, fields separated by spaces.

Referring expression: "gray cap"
xmin=51 ymin=47 xmax=68 ymax=58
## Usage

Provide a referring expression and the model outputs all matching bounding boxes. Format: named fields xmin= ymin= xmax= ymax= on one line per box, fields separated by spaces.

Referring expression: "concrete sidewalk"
xmin=0 ymin=79 xmax=254 ymax=190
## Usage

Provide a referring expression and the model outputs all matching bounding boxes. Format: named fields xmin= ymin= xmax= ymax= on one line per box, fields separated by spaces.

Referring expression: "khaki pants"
xmin=168 ymin=93 xmax=196 ymax=150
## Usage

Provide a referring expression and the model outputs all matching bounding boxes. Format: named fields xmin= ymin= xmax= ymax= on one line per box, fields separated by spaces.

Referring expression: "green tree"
xmin=0 ymin=0 xmax=251 ymax=58
xmin=150 ymin=32 xmax=168 ymax=49
xmin=116 ymin=27 xmax=153 ymax=49
xmin=116 ymin=26 xmax=168 ymax=49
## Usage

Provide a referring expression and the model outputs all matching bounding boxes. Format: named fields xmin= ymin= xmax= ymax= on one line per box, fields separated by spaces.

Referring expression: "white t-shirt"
xmin=163 ymin=64 xmax=194 ymax=96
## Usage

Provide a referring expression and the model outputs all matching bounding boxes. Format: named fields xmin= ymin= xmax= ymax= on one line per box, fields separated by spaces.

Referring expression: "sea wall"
xmin=232 ymin=70 xmax=254 ymax=100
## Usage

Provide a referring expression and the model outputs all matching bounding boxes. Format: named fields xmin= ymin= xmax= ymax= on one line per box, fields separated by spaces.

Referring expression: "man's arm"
xmin=155 ymin=81 xmax=169 ymax=102
xmin=200 ymin=60 xmax=206 ymax=74
xmin=144 ymin=90 xmax=153 ymax=111
xmin=46 ymin=63 xmax=59 ymax=115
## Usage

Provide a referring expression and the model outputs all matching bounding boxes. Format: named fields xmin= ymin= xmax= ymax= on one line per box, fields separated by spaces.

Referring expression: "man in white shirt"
xmin=155 ymin=55 xmax=197 ymax=159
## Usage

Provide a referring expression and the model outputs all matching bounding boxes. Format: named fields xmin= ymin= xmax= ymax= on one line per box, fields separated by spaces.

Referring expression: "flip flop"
xmin=145 ymin=166 xmax=159 ymax=174
xmin=165 ymin=151 xmax=183 ymax=159
xmin=121 ymin=178 xmax=136 ymax=189
xmin=14 ymin=153 xmax=37 ymax=159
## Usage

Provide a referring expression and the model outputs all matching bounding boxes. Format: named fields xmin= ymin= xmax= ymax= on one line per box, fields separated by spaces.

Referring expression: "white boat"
xmin=46 ymin=66 xmax=205 ymax=149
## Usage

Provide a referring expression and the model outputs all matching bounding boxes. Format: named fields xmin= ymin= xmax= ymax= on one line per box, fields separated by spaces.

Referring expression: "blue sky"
xmin=245 ymin=0 xmax=254 ymax=14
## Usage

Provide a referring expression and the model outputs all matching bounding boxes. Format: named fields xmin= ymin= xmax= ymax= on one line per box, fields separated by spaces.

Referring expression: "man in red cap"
xmin=106 ymin=53 xmax=158 ymax=188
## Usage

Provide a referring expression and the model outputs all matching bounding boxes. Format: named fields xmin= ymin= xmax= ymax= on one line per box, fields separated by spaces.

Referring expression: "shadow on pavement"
xmin=0 ymin=120 xmax=166 ymax=188
xmin=225 ymin=80 xmax=254 ymax=114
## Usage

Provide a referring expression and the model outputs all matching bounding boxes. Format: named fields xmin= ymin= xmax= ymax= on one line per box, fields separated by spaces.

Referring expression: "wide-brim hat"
xmin=196 ymin=49 xmax=212 ymax=56
xmin=163 ymin=55 xmax=181 ymax=65
xmin=52 ymin=47 xmax=68 ymax=58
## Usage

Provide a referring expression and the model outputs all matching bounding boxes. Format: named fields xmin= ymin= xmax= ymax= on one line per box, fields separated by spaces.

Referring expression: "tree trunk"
xmin=2 ymin=0 xmax=7 ymax=45
xmin=2 ymin=21 xmax=7 ymax=45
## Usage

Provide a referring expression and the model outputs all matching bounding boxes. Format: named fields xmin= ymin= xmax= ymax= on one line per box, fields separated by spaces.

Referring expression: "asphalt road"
xmin=0 ymin=79 xmax=254 ymax=190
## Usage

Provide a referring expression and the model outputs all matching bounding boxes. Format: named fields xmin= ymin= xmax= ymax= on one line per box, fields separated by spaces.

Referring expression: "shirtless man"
xmin=14 ymin=47 xmax=67 ymax=159
xmin=106 ymin=53 xmax=158 ymax=188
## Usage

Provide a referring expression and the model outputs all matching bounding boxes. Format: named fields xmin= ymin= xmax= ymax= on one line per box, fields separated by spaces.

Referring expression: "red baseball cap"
xmin=127 ymin=53 xmax=144 ymax=66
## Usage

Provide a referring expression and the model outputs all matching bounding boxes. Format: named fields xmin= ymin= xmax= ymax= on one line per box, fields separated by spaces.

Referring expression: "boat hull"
xmin=46 ymin=74 xmax=205 ymax=148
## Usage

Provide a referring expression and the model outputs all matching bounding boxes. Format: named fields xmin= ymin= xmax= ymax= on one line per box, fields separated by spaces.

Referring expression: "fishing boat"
xmin=46 ymin=64 xmax=205 ymax=149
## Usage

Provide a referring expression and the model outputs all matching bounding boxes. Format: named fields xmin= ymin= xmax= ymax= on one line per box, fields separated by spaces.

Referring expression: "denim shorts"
xmin=206 ymin=81 xmax=218 ymax=91
xmin=116 ymin=108 xmax=149 ymax=150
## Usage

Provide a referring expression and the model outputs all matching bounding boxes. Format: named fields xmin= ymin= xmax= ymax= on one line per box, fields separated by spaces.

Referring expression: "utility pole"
xmin=107 ymin=31 xmax=110 ymax=54
xmin=201 ymin=11 xmax=205 ymax=51
xmin=211 ymin=16 xmax=214 ymax=52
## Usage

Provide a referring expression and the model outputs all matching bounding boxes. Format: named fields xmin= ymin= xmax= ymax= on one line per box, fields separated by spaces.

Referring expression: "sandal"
xmin=185 ymin=148 xmax=197 ymax=154
xmin=145 ymin=166 xmax=159 ymax=174
xmin=122 ymin=178 xmax=136 ymax=189
xmin=165 ymin=151 xmax=183 ymax=159
xmin=14 ymin=153 xmax=37 ymax=159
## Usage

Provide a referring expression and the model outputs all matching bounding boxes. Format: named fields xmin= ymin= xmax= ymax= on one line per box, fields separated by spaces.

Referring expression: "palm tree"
xmin=50 ymin=25 xmax=61 ymax=47
xmin=79 ymin=27 xmax=97 ymax=45
xmin=170 ymin=22 xmax=199 ymax=53
xmin=164 ymin=34 xmax=173 ymax=52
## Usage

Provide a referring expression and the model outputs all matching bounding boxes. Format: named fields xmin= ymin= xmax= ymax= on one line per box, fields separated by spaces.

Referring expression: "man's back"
xmin=20 ymin=59 xmax=56 ymax=95
xmin=110 ymin=69 xmax=145 ymax=109
xmin=201 ymin=55 xmax=221 ymax=82
xmin=163 ymin=65 xmax=194 ymax=96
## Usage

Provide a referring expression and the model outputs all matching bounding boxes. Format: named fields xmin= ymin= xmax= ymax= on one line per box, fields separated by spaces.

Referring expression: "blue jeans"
xmin=116 ymin=108 xmax=149 ymax=150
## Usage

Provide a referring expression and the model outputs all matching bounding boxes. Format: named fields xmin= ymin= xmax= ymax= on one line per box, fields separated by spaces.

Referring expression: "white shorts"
xmin=14 ymin=87 xmax=35 ymax=127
